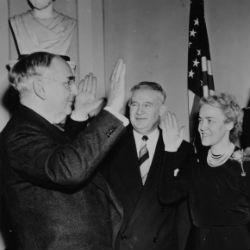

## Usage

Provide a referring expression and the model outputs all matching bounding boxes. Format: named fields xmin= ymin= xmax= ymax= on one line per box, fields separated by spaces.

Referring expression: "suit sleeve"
xmin=158 ymin=141 xmax=196 ymax=204
xmin=5 ymin=110 xmax=125 ymax=189
xmin=64 ymin=116 xmax=88 ymax=139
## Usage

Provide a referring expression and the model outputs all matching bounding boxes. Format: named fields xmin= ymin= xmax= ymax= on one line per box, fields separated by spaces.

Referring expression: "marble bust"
xmin=9 ymin=0 xmax=76 ymax=57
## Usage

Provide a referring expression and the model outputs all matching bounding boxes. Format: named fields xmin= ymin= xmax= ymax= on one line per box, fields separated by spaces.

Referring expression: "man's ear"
xmin=32 ymin=78 xmax=46 ymax=100
xmin=159 ymin=103 xmax=168 ymax=117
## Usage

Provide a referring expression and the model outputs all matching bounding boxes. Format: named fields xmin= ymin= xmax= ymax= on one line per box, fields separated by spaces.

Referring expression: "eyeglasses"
xmin=42 ymin=76 xmax=76 ymax=90
xmin=61 ymin=76 xmax=76 ymax=90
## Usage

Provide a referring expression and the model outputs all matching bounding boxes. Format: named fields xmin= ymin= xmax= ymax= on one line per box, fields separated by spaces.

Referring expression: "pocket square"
xmin=174 ymin=168 xmax=179 ymax=177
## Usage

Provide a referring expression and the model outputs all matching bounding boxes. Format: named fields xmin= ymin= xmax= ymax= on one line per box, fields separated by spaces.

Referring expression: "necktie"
xmin=139 ymin=135 xmax=149 ymax=184
xmin=138 ymin=135 xmax=149 ymax=165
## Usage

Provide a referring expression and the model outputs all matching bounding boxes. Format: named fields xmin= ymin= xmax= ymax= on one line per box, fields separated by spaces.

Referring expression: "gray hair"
xmin=9 ymin=51 xmax=58 ymax=92
xmin=129 ymin=81 xmax=166 ymax=103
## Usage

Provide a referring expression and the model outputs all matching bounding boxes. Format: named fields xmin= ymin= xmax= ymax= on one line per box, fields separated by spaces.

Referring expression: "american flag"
xmin=188 ymin=0 xmax=214 ymax=143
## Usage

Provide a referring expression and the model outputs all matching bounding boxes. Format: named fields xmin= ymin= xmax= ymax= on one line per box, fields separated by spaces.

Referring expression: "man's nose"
xmin=136 ymin=105 xmax=144 ymax=114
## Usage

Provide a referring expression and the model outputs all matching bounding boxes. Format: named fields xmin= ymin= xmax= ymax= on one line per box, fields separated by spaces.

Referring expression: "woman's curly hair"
xmin=200 ymin=93 xmax=243 ymax=144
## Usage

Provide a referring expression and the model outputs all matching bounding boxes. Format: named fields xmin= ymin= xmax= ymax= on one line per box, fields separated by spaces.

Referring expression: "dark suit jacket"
xmin=0 ymin=105 xmax=125 ymax=250
xmin=102 ymin=126 xmax=194 ymax=250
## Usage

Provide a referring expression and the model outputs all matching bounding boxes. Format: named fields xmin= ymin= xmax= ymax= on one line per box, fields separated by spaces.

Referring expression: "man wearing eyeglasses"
xmin=0 ymin=51 xmax=128 ymax=250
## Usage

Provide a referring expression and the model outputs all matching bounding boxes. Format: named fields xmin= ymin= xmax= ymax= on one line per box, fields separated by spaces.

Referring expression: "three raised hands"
xmin=160 ymin=108 xmax=184 ymax=152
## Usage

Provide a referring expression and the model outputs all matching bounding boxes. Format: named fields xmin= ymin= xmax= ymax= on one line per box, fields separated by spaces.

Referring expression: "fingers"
xmin=171 ymin=113 xmax=178 ymax=129
xmin=79 ymin=73 xmax=97 ymax=97
xmin=161 ymin=111 xmax=183 ymax=135
xmin=89 ymin=74 xmax=97 ymax=98
xmin=82 ymin=75 xmax=89 ymax=92
xmin=110 ymin=59 xmax=126 ymax=89
xmin=111 ymin=59 xmax=122 ymax=83
xmin=161 ymin=111 xmax=177 ymax=130
xmin=119 ymin=61 xmax=126 ymax=84
xmin=168 ymin=112 xmax=178 ymax=130
xmin=107 ymin=59 xmax=126 ymax=113
xmin=179 ymin=126 xmax=185 ymax=141
xmin=78 ymin=79 xmax=85 ymax=93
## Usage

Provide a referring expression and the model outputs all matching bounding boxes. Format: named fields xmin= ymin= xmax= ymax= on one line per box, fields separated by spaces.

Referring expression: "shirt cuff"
xmin=104 ymin=106 xmax=129 ymax=126
xmin=70 ymin=111 xmax=89 ymax=122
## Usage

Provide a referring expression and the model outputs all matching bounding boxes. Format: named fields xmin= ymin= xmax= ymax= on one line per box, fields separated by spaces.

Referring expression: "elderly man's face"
xmin=42 ymin=57 xmax=77 ymax=123
xmin=129 ymin=88 xmax=164 ymax=135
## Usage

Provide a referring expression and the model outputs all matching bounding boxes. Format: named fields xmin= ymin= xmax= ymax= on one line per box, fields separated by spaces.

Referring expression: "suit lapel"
xmin=127 ymin=132 xmax=164 ymax=224
xmin=115 ymin=128 xmax=143 ymax=205
xmin=143 ymin=133 xmax=164 ymax=188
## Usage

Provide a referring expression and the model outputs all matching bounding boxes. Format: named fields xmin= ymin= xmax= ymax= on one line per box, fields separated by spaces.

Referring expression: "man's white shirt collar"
xmin=133 ymin=128 xmax=159 ymax=158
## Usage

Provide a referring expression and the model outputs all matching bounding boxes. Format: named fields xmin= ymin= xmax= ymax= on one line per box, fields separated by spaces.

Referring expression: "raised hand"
xmin=160 ymin=111 xmax=184 ymax=152
xmin=107 ymin=59 xmax=126 ymax=113
xmin=72 ymin=73 xmax=104 ymax=119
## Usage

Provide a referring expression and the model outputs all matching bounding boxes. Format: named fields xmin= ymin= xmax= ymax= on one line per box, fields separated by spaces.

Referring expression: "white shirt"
xmin=133 ymin=129 xmax=159 ymax=184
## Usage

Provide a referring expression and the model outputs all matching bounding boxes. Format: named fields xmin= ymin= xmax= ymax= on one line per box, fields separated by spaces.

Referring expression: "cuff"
xmin=104 ymin=106 xmax=129 ymax=126
xmin=70 ymin=111 xmax=89 ymax=122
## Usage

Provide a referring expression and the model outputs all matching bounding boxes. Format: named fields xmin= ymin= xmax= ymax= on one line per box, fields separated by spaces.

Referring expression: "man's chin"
xmin=133 ymin=126 xmax=150 ymax=135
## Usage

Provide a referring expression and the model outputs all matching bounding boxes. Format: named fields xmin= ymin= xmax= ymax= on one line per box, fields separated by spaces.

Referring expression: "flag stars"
xmin=189 ymin=42 xmax=192 ymax=48
xmin=190 ymin=29 xmax=197 ymax=37
xmin=189 ymin=70 xmax=195 ymax=78
xmin=193 ymin=59 xmax=200 ymax=67
xmin=197 ymin=49 xmax=201 ymax=56
xmin=194 ymin=18 xmax=199 ymax=26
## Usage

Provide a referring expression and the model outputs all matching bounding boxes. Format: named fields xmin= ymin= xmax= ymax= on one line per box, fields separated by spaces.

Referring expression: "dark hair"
xmin=200 ymin=93 xmax=243 ymax=143
xmin=9 ymin=51 xmax=58 ymax=88
xmin=130 ymin=81 xmax=166 ymax=103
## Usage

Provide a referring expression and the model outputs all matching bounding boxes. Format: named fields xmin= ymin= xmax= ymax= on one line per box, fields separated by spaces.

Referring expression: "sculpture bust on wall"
xmin=9 ymin=0 xmax=76 ymax=58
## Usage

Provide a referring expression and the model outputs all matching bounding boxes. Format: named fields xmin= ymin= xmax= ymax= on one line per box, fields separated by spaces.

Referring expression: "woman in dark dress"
xmin=160 ymin=93 xmax=250 ymax=250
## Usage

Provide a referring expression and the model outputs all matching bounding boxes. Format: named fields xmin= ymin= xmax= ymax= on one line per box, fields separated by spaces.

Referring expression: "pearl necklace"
xmin=207 ymin=143 xmax=235 ymax=167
